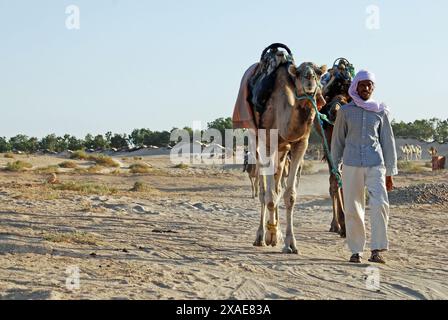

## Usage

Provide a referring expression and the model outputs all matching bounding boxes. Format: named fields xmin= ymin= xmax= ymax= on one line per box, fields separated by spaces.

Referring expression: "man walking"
xmin=331 ymin=70 xmax=398 ymax=264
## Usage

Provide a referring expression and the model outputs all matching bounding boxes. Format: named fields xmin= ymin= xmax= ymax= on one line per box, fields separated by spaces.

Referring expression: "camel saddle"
xmin=248 ymin=43 xmax=295 ymax=117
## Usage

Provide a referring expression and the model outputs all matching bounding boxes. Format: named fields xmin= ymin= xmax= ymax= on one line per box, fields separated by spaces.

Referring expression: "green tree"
xmin=67 ymin=136 xmax=84 ymax=151
xmin=110 ymin=134 xmax=129 ymax=149
xmin=207 ymin=117 xmax=233 ymax=146
xmin=92 ymin=134 xmax=108 ymax=150
xmin=39 ymin=134 xmax=59 ymax=151
xmin=84 ymin=134 xmax=94 ymax=149
xmin=434 ymin=118 xmax=448 ymax=143
xmin=9 ymin=135 xmax=32 ymax=152
xmin=0 ymin=137 xmax=11 ymax=152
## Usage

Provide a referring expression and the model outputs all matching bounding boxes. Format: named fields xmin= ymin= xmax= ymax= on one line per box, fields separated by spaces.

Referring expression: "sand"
xmin=0 ymin=153 xmax=447 ymax=300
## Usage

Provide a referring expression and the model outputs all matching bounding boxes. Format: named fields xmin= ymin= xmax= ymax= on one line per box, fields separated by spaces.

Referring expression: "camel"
xmin=316 ymin=58 xmax=354 ymax=237
xmin=318 ymin=93 xmax=349 ymax=237
xmin=414 ymin=145 xmax=422 ymax=160
xmin=428 ymin=146 xmax=438 ymax=157
xmin=253 ymin=61 xmax=326 ymax=253
xmin=400 ymin=144 xmax=412 ymax=161
xmin=243 ymin=151 xmax=259 ymax=198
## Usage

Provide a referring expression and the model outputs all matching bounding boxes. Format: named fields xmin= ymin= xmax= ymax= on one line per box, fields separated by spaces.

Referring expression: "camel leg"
xmin=329 ymin=194 xmax=340 ymax=233
xmin=254 ymin=174 xmax=259 ymax=197
xmin=282 ymin=141 xmax=307 ymax=254
xmin=265 ymin=173 xmax=283 ymax=247
xmin=328 ymin=174 xmax=341 ymax=233
xmin=253 ymin=175 xmax=267 ymax=246
xmin=336 ymin=188 xmax=346 ymax=238
xmin=264 ymin=150 xmax=286 ymax=247
xmin=250 ymin=176 xmax=255 ymax=199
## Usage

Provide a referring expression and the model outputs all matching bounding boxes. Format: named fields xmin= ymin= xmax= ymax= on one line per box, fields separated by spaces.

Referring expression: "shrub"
xmin=130 ymin=181 xmax=154 ymax=192
xmin=129 ymin=163 xmax=152 ymax=174
xmin=43 ymin=231 xmax=100 ymax=245
xmin=397 ymin=161 xmax=426 ymax=173
xmin=70 ymin=150 xmax=89 ymax=160
xmin=5 ymin=160 xmax=33 ymax=172
xmin=58 ymin=161 xmax=78 ymax=169
xmin=173 ymin=163 xmax=189 ymax=169
xmin=51 ymin=181 xmax=117 ymax=195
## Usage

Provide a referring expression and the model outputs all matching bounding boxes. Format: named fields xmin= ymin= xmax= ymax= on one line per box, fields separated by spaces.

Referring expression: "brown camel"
xmin=317 ymin=58 xmax=354 ymax=238
xmin=244 ymin=163 xmax=259 ymax=198
xmin=317 ymin=93 xmax=349 ymax=238
xmin=253 ymin=61 xmax=326 ymax=253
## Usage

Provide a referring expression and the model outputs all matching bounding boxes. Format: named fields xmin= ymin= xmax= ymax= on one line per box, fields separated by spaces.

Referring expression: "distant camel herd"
xmin=399 ymin=144 xmax=422 ymax=161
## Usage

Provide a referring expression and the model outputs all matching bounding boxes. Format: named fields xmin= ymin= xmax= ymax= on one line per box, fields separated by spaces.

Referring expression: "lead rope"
xmin=294 ymin=69 xmax=343 ymax=188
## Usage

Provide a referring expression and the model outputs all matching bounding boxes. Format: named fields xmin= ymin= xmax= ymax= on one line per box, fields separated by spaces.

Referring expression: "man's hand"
xmin=386 ymin=176 xmax=394 ymax=192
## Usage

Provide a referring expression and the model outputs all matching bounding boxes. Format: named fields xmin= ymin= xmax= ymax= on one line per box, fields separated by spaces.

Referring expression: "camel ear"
xmin=320 ymin=65 xmax=327 ymax=74
xmin=314 ymin=65 xmax=327 ymax=77
xmin=288 ymin=64 xmax=297 ymax=77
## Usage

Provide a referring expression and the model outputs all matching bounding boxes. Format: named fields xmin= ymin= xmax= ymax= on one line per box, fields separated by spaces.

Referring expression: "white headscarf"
xmin=349 ymin=70 xmax=389 ymax=114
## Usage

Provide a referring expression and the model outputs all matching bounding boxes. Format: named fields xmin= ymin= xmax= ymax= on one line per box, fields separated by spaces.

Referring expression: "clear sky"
xmin=0 ymin=0 xmax=447 ymax=138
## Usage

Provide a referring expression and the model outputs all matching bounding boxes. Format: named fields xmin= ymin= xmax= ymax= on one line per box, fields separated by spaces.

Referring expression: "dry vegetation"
xmin=397 ymin=161 xmax=427 ymax=173
xmin=129 ymin=163 xmax=152 ymax=174
xmin=70 ymin=151 xmax=119 ymax=167
xmin=43 ymin=231 xmax=101 ymax=245
xmin=51 ymin=181 xmax=117 ymax=195
xmin=58 ymin=161 xmax=78 ymax=169
xmin=4 ymin=160 xmax=33 ymax=172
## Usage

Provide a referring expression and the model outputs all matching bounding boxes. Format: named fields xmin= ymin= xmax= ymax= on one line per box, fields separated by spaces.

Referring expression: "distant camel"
xmin=414 ymin=145 xmax=422 ymax=160
xmin=428 ymin=146 xmax=438 ymax=157
xmin=243 ymin=152 xmax=259 ymax=198
xmin=400 ymin=144 xmax=412 ymax=161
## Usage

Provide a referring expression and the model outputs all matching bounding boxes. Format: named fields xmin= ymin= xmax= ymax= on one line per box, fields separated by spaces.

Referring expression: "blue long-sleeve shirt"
xmin=331 ymin=102 xmax=398 ymax=176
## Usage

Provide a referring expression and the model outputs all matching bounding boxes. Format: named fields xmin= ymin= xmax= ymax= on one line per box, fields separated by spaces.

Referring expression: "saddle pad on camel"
xmin=232 ymin=63 xmax=259 ymax=129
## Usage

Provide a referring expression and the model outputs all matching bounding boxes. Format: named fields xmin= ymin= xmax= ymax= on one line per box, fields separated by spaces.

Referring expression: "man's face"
xmin=357 ymin=80 xmax=374 ymax=100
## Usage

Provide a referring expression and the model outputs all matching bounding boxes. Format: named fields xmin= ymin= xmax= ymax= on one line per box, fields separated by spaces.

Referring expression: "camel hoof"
xmin=282 ymin=246 xmax=298 ymax=254
xmin=329 ymin=225 xmax=341 ymax=234
xmin=253 ymin=240 xmax=266 ymax=247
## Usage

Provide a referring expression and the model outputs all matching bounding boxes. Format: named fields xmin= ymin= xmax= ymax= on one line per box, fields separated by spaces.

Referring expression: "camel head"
xmin=288 ymin=62 xmax=326 ymax=96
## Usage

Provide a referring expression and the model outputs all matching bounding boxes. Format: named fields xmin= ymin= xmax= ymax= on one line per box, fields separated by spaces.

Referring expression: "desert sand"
xmin=0 ymin=153 xmax=447 ymax=300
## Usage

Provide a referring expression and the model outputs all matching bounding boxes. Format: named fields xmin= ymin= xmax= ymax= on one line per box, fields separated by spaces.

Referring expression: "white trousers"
xmin=342 ymin=165 xmax=389 ymax=255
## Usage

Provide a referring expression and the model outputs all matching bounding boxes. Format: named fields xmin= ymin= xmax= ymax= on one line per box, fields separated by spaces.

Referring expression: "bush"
xmin=58 ymin=161 xmax=78 ymax=169
xmin=43 ymin=231 xmax=100 ymax=245
xmin=34 ymin=165 xmax=59 ymax=174
xmin=173 ymin=163 xmax=189 ymax=169
xmin=397 ymin=161 xmax=426 ymax=173
xmin=130 ymin=181 xmax=154 ymax=192
xmin=70 ymin=151 xmax=119 ymax=168
xmin=5 ymin=160 xmax=33 ymax=172
xmin=129 ymin=163 xmax=152 ymax=174
xmin=51 ymin=181 xmax=117 ymax=194
xmin=70 ymin=150 xmax=89 ymax=160
xmin=90 ymin=155 xmax=119 ymax=168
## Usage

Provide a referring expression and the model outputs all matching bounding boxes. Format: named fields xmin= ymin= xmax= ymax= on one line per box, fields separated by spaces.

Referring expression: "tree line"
xmin=1 ymin=117 xmax=446 ymax=153
xmin=0 ymin=117 xmax=234 ymax=153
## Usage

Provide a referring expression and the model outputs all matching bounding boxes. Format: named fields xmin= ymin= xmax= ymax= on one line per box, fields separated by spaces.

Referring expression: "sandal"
xmin=349 ymin=253 xmax=361 ymax=263
xmin=368 ymin=250 xmax=386 ymax=264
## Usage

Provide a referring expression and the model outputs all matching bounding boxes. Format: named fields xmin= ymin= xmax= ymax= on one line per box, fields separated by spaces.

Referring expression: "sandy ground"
xmin=0 ymin=153 xmax=447 ymax=300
